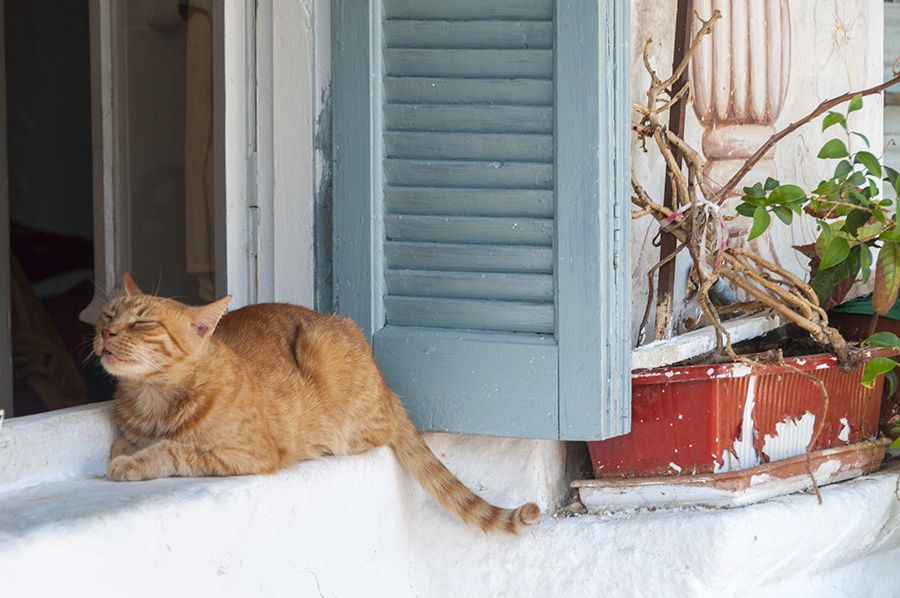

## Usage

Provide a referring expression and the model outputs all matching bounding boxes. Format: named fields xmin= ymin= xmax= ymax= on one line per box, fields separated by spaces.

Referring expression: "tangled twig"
xmin=631 ymin=9 xmax=851 ymax=365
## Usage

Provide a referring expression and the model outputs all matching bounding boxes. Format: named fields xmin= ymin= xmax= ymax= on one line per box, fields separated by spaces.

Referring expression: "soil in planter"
xmin=679 ymin=323 xmax=837 ymax=367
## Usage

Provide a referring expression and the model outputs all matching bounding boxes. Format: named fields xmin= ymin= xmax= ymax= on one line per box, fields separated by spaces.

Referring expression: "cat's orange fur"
xmin=95 ymin=273 xmax=540 ymax=533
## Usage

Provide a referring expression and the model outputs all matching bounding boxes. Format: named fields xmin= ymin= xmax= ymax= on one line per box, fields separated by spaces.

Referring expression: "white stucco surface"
xmin=1 ymin=404 xmax=899 ymax=597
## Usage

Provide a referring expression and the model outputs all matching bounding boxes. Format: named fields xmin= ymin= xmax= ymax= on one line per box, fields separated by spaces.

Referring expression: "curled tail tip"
xmin=491 ymin=502 xmax=541 ymax=534
xmin=518 ymin=502 xmax=541 ymax=526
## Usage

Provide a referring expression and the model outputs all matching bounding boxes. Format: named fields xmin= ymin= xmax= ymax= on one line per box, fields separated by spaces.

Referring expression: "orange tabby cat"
xmin=95 ymin=273 xmax=540 ymax=533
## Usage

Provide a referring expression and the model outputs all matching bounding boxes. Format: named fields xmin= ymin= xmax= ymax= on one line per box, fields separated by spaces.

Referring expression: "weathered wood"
xmin=555 ymin=0 xmax=631 ymax=440
xmin=385 ymin=104 xmax=553 ymax=134
xmin=385 ymin=215 xmax=553 ymax=245
xmin=385 ymin=241 xmax=553 ymax=273
xmin=385 ymin=270 xmax=554 ymax=302
xmin=385 ymin=187 xmax=553 ymax=218
xmin=384 ymin=48 xmax=552 ymax=79
xmin=383 ymin=0 xmax=552 ymax=21
xmin=654 ymin=0 xmax=693 ymax=342
xmin=384 ymin=159 xmax=552 ymax=189
xmin=384 ymin=20 xmax=552 ymax=50
xmin=384 ymin=77 xmax=552 ymax=105
xmin=384 ymin=131 xmax=553 ymax=162
xmin=385 ymin=296 xmax=554 ymax=333
xmin=375 ymin=326 xmax=559 ymax=438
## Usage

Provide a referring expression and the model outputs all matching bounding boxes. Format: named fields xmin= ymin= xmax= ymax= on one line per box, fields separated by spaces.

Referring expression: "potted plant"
xmin=583 ymin=11 xmax=900 ymax=504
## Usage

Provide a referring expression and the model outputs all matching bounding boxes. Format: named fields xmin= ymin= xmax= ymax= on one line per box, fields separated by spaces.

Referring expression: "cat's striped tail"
xmin=390 ymin=414 xmax=540 ymax=534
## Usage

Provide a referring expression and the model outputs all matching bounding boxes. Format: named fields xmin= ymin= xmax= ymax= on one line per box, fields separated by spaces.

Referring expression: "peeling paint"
xmin=838 ymin=418 xmax=851 ymax=442
xmin=716 ymin=376 xmax=759 ymax=473
xmin=762 ymin=412 xmax=816 ymax=462
xmin=314 ymin=84 xmax=333 ymax=312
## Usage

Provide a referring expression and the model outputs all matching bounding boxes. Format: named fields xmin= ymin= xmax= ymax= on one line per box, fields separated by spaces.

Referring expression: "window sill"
xmin=632 ymin=312 xmax=784 ymax=370
xmin=1 ymin=403 xmax=898 ymax=596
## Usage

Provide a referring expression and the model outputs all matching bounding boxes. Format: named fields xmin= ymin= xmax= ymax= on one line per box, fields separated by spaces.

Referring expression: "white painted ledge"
xmin=632 ymin=312 xmax=784 ymax=370
xmin=2 ymin=403 xmax=899 ymax=597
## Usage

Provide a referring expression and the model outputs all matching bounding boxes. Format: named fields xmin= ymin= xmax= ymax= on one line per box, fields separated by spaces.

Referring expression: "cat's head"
xmin=94 ymin=273 xmax=232 ymax=380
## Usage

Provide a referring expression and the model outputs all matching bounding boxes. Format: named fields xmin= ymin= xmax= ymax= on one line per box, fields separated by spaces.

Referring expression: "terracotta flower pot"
xmin=587 ymin=348 xmax=894 ymax=478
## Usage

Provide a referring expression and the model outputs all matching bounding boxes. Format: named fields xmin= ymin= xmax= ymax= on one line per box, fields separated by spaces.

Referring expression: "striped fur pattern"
xmin=96 ymin=273 xmax=540 ymax=533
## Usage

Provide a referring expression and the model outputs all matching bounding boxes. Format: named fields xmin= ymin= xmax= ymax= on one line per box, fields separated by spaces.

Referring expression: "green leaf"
xmin=815 ymin=221 xmax=833 ymax=258
xmin=861 ymin=357 xmax=898 ymax=388
xmin=848 ymin=94 xmax=863 ymax=113
xmin=892 ymin=436 xmax=900 ymax=449
xmin=811 ymin=246 xmax=860 ymax=305
xmin=743 ymin=182 xmax=766 ymax=198
xmin=742 ymin=196 xmax=765 ymax=208
xmin=869 ymin=179 xmax=879 ymax=199
xmin=847 ymin=171 xmax=867 ymax=187
xmin=735 ymin=202 xmax=756 ymax=217
xmin=844 ymin=209 xmax=871 ymax=236
xmin=855 ymin=151 xmax=883 ymax=178
xmin=769 ymin=184 xmax=806 ymax=205
xmin=887 ymin=370 xmax=899 ymax=397
xmin=863 ymin=331 xmax=900 ymax=349
xmin=786 ymin=199 xmax=805 ymax=214
xmin=879 ymin=241 xmax=900 ymax=293
xmin=834 ymin=160 xmax=853 ymax=179
xmin=861 ymin=243 xmax=873 ymax=283
xmin=748 ymin=206 xmax=771 ymax=241
xmin=819 ymin=236 xmax=851 ymax=270
xmin=852 ymin=131 xmax=871 ymax=148
xmin=884 ymin=166 xmax=899 ymax=190
xmin=822 ymin=111 xmax=846 ymax=131
xmin=874 ymin=241 xmax=900 ymax=314
xmin=773 ymin=206 xmax=793 ymax=225
xmin=818 ymin=139 xmax=849 ymax=159
xmin=764 ymin=177 xmax=780 ymax=191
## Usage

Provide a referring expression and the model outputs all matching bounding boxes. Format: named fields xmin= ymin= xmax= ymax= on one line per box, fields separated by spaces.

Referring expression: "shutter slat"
xmin=383 ymin=0 xmax=552 ymax=21
xmin=385 ymin=187 xmax=553 ymax=217
xmin=386 ymin=270 xmax=553 ymax=302
xmin=385 ymin=215 xmax=553 ymax=245
xmin=384 ymin=159 xmax=552 ymax=189
xmin=385 ymin=296 xmax=554 ymax=334
xmin=384 ymin=49 xmax=552 ymax=79
xmin=384 ymin=77 xmax=552 ymax=106
xmin=384 ymin=20 xmax=552 ymax=50
xmin=384 ymin=104 xmax=552 ymax=133
xmin=385 ymin=132 xmax=552 ymax=162
xmin=386 ymin=241 xmax=552 ymax=273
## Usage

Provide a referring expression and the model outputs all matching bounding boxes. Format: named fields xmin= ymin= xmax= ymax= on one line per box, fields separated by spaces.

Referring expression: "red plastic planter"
xmin=588 ymin=349 xmax=894 ymax=478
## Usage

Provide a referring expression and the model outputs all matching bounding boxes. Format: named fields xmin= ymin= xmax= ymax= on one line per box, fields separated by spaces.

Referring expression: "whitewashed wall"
xmin=630 ymin=0 xmax=885 ymax=344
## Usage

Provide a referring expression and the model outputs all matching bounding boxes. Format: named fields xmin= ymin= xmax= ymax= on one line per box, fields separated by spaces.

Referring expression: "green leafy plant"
xmin=736 ymin=95 xmax=900 ymax=312
xmin=735 ymin=96 xmax=900 ymax=448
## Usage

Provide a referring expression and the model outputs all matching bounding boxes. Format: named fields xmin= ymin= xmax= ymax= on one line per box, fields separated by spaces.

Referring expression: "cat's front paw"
xmin=107 ymin=455 xmax=154 ymax=481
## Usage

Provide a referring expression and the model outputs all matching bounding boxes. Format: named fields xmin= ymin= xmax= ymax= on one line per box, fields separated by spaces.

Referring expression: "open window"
xmin=332 ymin=0 xmax=631 ymax=440
xmin=1 ymin=0 xmax=217 ymax=417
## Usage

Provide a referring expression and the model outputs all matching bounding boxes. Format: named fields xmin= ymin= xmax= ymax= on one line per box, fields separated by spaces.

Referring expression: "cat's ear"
xmin=190 ymin=295 xmax=232 ymax=338
xmin=122 ymin=272 xmax=143 ymax=296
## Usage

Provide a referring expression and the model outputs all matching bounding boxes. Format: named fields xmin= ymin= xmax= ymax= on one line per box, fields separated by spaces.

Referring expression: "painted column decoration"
xmin=691 ymin=0 xmax=791 ymax=209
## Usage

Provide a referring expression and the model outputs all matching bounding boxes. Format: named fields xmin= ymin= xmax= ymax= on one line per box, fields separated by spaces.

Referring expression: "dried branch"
xmin=630 ymin=10 xmax=856 ymax=366
xmin=716 ymin=71 xmax=900 ymax=201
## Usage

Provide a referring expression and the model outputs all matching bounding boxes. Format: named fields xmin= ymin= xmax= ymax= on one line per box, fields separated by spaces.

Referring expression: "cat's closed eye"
xmin=131 ymin=320 xmax=157 ymax=329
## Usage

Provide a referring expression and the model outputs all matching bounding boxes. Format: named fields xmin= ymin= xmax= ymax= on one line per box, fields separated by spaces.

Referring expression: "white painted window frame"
xmin=0 ymin=0 xmax=327 ymax=416
xmin=218 ymin=0 xmax=330 ymax=309
xmin=82 ymin=0 xmax=328 ymax=323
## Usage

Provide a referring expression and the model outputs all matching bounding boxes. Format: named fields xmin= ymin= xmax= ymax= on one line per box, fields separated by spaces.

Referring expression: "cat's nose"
xmin=102 ymin=329 xmax=117 ymax=340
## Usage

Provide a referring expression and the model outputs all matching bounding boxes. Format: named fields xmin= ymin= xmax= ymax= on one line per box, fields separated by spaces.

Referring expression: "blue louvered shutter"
xmin=332 ymin=0 xmax=630 ymax=440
